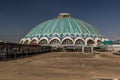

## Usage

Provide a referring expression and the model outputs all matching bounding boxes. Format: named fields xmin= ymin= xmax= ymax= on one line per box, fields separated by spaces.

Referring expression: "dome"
xmin=20 ymin=13 xmax=107 ymax=46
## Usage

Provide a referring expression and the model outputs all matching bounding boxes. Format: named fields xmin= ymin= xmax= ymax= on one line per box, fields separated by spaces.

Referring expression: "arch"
xmin=95 ymin=38 xmax=102 ymax=46
xmin=49 ymin=37 xmax=61 ymax=46
xmin=19 ymin=38 xmax=25 ymax=44
xmin=20 ymin=40 xmax=24 ymax=44
xmin=75 ymin=39 xmax=85 ymax=45
xmin=49 ymin=37 xmax=61 ymax=43
xmin=39 ymin=37 xmax=49 ymax=43
xmin=97 ymin=40 xmax=102 ymax=46
xmin=95 ymin=38 xmax=101 ymax=42
xmin=23 ymin=38 xmax=31 ymax=44
xmin=38 ymin=37 xmax=49 ymax=45
xmin=62 ymin=37 xmax=73 ymax=45
xmin=32 ymin=37 xmax=39 ymax=42
xmin=30 ymin=37 xmax=39 ymax=45
xmin=30 ymin=40 xmax=38 ymax=45
xmin=39 ymin=39 xmax=48 ymax=45
xmin=74 ymin=37 xmax=85 ymax=45
xmin=85 ymin=37 xmax=95 ymax=46
xmin=62 ymin=37 xmax=74 ymax=42
xmin=87 ymin=39 xmax=95 ymax=46
xmin=49 ymin=39 xmax=61 ymax=46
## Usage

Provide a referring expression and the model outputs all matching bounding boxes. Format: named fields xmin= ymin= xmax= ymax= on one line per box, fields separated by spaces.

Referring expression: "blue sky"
xmin=0 ymin=0 xmax=120 ymax=42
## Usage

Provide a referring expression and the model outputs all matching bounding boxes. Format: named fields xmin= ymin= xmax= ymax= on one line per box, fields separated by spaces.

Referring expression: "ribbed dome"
xmin=26 ymin=14 xmax=103 ymax=39
xmin=20 ymin=13 xmax=107 ymax=46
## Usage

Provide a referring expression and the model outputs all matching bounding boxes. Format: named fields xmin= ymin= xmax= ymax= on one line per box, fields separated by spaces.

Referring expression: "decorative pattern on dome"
xmin=26 ymin=17 xmax=103 ymax=39
xmin=20 ymin=13 xmax=107 ymax=46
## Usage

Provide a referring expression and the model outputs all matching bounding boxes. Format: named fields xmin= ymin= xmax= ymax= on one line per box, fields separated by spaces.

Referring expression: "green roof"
xmin=26 ymin=14 xmax=104 ymax=39
xmin=102 ymin=41 xmax=113 ymax=45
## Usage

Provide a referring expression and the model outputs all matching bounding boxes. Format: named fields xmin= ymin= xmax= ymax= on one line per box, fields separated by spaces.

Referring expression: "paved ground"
xmin=0 ymin=52 xmax=120 ymax=80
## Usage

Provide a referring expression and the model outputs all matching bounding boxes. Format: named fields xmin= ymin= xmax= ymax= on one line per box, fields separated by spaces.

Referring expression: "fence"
xmin=0 ymin=42 xmax=51 ymax=60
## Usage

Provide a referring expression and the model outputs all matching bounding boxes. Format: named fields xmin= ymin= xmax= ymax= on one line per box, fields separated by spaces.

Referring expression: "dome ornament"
xmin=58 ymin=13 xmax=71 ymax=18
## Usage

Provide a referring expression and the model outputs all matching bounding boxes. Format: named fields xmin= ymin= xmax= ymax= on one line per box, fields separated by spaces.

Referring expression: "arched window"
xmin=62 ymin=39 xmax=73 ymax=45
xmin=39 ymin=39 xmax=48 ymax=45
xmin=30 ymin=40 xmax=38 ymax=45
xmin=49 ymin=39 xmax=60 ymax=45
xmin=97 ymin=40 xmax=102 ymax=46
xmin=75 ymin=39 xmax=84 ymax=45
xmin=24 ymin=40 xmax=29 ymax=44
xmin=87 ymin=39 xmax=95 ymax=46
xmin=20 ymin=40 xmax=24 ymax=44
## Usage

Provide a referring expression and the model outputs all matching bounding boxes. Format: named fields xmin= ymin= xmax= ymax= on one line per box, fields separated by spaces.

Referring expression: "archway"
xmin=39 ymin=39 xmax=48 ymax=45
xmin=62 ymin=39 xmax=73 ymax=45
xmin=24 ymin=40 xmax=29 ymax=44
xmin=49 ymin=39 xmax=61 ymax=46
xmin=20 ymin=40 xmax=24 ymax=44
xmin=30 ymin=40 xmax=38 ymax=45
xmin=75 ymin=39 xmax=85 ymax=45
xmin=97 ymin=40 xmax=102 ymax=46
xmin=87 ymin=39 xmax=95 ymax=46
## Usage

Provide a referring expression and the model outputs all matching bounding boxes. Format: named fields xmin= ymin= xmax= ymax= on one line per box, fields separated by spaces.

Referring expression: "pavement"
xmin=0 ymin=52 xmax=120 ymax=80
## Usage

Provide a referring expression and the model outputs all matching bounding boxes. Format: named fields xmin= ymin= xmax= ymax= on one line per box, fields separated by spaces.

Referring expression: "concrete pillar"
xmin=91 ymin=46 xmax=94 ymax=53
xmin=82 ymin=46 xmax=84 ymax=54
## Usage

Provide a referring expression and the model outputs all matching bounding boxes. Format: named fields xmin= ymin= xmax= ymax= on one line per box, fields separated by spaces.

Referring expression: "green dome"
xmin=26 ymin=14 xmax=103 ymax=39
xmin=20 ymin=13 xmax=107 ymax=46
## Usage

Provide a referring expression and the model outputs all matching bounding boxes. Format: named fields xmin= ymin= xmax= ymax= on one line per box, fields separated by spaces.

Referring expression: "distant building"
xmin=103 ymin=40 xmax=120 ymax=51
xmin=20 ymin=13 xmax=107 ymax=46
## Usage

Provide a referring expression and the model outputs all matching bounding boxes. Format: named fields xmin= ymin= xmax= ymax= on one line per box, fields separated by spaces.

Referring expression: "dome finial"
xmin=58 ymin=13 xmax=71 ymax=18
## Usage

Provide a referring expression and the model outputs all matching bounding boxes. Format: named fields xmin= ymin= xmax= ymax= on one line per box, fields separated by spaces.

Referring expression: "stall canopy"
xmin=102 ymin=40 xmax=113 ymax=45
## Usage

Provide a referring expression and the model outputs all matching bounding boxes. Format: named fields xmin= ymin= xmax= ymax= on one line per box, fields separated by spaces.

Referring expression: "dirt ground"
xmin=0 ymin=52 xmax=120 ymax=80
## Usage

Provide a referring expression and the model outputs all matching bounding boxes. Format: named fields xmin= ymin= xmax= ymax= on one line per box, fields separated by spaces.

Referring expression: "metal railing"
xmin=0 ymin=42 xmax=51 ymax=60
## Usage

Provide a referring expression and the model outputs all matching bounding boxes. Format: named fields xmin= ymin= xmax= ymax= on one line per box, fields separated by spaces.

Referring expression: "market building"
xmin=20 ymin=13 xmax=107 ymax=47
